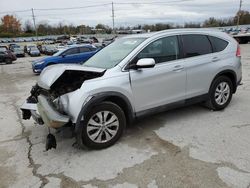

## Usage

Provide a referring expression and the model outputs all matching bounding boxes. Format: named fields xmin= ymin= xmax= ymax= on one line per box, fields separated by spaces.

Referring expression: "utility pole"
xmin=111 ymin=2 xmax=115 ymax=34
xmin=31 ymin=8 xmax=38 ymax=42
xmin=236 ymin=0 xmax=243 ymax=30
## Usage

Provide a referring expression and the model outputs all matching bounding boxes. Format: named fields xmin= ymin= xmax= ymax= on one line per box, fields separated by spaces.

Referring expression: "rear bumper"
xmin=21 ymin=95 xmax=69 ymax=128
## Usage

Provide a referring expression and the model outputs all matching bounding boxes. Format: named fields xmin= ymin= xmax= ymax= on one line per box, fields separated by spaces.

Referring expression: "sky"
xmin=0 ymin=0 xmax=249 ymax=27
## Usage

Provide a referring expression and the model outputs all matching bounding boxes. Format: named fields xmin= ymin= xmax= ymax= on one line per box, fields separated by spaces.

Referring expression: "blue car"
xmin=32 ymin=45 xmax=99 ymax=73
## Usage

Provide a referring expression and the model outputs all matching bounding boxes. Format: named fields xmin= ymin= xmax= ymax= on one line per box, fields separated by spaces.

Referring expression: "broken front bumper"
xmin=21 ymin=95 xmax=70 ymax=128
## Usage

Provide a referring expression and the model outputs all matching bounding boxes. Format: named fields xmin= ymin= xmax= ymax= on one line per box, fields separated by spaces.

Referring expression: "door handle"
xmin=173 ymin=65 xmax=184 ymax=72
xmin=212 ymin=57 xmax=220 ymax=62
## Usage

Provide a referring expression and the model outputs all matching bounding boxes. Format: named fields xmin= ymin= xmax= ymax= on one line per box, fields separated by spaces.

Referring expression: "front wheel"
xmin=205 ymin=76 xmax=233 ymax=111
xmin=76 ymin=101 xmax=126 ymax=149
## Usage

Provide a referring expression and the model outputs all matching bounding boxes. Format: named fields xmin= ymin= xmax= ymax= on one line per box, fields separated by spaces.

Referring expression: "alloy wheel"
xmin=86 ymin=111 xmax=119 ymax=143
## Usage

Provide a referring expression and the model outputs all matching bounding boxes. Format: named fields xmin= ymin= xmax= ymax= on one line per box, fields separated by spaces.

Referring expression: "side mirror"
xmin=136 ymin=58 xmax=155 ymax=69
xmin=62 ymin=54 xmax=66 ymax=58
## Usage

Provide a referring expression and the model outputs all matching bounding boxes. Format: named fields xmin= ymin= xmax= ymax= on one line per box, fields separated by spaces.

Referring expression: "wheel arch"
xmin=75 ymin=91 xmax=135 ymax=133
xmin=211 ymin=70 xmax=237 ymax=93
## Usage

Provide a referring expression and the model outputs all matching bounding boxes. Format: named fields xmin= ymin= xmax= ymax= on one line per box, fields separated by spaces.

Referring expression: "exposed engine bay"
xmin=28 ymin=70 xmax=105 ymax=103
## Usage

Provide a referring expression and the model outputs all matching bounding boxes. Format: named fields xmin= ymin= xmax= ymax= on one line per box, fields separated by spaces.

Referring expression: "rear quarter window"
xmin=208 ymin=36 xmax=228 ymax=52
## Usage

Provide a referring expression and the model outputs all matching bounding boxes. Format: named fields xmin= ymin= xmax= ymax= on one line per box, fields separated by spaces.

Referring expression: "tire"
xmin=5 ymin=58 xmax=12 ymax=64
xmin=205 ymin=76 xmax=233 ymax=111
xmin=76 ymin=101 xmax=126 ymax=149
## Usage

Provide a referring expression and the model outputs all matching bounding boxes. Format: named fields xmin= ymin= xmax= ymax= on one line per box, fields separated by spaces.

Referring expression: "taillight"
xmin=236 ymin=44 xmax=241 ymax=57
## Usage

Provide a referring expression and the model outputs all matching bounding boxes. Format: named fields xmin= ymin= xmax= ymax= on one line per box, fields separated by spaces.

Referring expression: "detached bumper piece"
xmin=46 ymin=133 xmax=57 ymax=150
xmin=21 ymin=102 xmax=44 ymax=125
xmin=37 ymin=95 xmax=69 ymax=128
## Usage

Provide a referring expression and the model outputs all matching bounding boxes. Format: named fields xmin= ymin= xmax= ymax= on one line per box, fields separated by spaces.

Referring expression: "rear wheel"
xmin=76 ymin=101 xmax=126 ymax=149
xmin=205 ymin=76 xmax=233 ymax=111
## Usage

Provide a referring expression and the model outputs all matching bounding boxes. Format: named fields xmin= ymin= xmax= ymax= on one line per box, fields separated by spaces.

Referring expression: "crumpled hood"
xmin=38 ymin=64 xmax=105 ymax=90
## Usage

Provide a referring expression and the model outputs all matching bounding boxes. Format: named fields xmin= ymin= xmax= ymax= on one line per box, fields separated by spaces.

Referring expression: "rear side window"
xmin=182 ymin=35 xmax=212 ymax=58
xmin=208 ymin=36 xmax=228 ymax=52
xmin=79 ymin=47 xmax=91 ymax=53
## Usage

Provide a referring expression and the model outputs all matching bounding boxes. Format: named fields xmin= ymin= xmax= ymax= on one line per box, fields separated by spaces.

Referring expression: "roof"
xmin=123 ymin=28 xmax=221 ymax=39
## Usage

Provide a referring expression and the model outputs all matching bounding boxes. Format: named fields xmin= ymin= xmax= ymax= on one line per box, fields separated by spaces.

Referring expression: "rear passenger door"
xmin=181 ymin=34 xmax=216 ymax=98
xmin=79 ymin=47 xmax=95 ymax=63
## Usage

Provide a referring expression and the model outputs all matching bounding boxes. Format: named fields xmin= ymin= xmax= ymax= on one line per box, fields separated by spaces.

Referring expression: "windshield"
xmin=14 ymin=46 xmax=24 ymax=50
xmin=46 ymin=46 xmax=55 ymax=50
xmin=30 ymin=47 xmax=38 ymax=50
xmin=83 ymin=37 xmax=146 ymax=69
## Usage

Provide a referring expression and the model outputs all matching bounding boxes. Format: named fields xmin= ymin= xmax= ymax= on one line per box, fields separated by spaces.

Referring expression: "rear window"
xmin=208 ymin=36 xmax=228 ymax=52
xmin=182 ymin=35 xmax=212 ymax=58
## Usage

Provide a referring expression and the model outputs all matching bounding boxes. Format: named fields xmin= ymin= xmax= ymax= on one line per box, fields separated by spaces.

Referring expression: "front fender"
xmin=74 ymin=91 xmax=135 ymax=134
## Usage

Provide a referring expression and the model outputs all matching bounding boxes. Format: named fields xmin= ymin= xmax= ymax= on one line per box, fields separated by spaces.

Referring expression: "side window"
xmin=208 ymin=36 xmax=228 ymax=52
xmin=79 ymin=47 xmax=91 ymax=53
xmin=63 ymin=48 xmax=79 ymax=56
xmin=136 ymin=36 xmax=180 ymax=64
xmin=182 ymin=35 xmax=212 ymax=58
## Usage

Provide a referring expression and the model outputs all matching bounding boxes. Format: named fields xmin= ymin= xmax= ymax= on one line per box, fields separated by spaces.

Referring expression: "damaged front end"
xmin=21 ymin=65 xmax=105 ymax=129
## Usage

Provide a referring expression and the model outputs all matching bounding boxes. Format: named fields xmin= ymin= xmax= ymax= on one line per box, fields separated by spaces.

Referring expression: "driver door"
xmin=129 ymin=36 xmax=187 ymax=112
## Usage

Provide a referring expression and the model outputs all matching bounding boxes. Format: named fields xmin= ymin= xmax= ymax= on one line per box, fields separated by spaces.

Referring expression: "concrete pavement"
xmin=0 ymin=44 xmax=250 ymax=188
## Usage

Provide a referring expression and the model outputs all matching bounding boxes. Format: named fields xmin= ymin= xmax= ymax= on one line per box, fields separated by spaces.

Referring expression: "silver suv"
xmin=21 ymin=29 xmax=242 ymax=150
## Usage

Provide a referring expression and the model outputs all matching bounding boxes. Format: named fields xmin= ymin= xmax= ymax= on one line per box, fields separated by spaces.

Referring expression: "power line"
xmin=0 ymin=1 xmax=191 ymax=14
xmin=0 ymin=9 xmax=30 ymax=15
xmin=114 ymin=0 xmax=192 ymax=5
xmin=34 ymin=3 xmax=110 ymax=11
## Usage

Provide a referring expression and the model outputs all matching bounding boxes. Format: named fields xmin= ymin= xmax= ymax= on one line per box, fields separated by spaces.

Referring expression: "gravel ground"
xmin=0 ymin=45 xmax=250 ymax=188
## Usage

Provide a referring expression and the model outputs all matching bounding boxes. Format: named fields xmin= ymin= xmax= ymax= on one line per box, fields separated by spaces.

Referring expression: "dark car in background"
xmin=9 ymin=43 xmax=18 ymax=50
xmin=40 ymin=45 xmax=58 ymax=55
xmin=11 ymin=45 xmax=25 ymax=57
xmin=29 ymin=46 xmax=41 ymax=57
xmin=102 ymin=37 xmax=117 ymax=46
xmin=32 ymin=44 xmax=99 ymax=73
xmin=0 ymin=46 xmax=17 ymax=64
xmin=25 ymin=45 xmax=36 ymax=54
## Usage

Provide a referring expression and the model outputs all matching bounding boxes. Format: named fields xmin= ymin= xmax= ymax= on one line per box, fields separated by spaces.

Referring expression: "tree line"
xmin=0 ymin=10 xmax=250 ymax=38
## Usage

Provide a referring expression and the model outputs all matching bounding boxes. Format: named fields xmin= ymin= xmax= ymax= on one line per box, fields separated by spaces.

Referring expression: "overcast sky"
xmin=0 ymin=0 xmax=249 ymax=27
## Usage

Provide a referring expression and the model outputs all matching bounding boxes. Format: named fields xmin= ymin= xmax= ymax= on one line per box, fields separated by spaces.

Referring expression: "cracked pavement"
xmin=0 ymin=44 xmax=250 ymax=188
